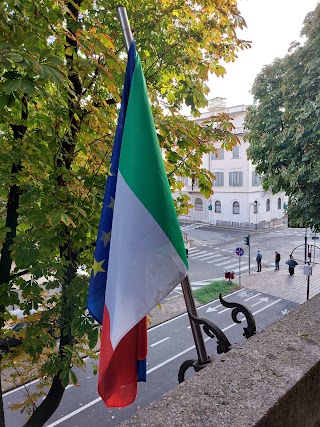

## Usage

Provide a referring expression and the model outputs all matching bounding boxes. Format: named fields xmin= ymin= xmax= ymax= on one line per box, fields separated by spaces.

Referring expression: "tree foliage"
xmin=0 ymin=0 xmax=249 ymax=425
xmin=245 ymin=4 xmax=320 ymax=231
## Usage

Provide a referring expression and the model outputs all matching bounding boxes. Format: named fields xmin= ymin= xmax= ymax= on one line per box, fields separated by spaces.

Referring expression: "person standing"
xmin=256 ymin=250 xmax=262 ymax=272
xmin=275 ymin=252 xmax=280 ymax=270
xmin=288 ymin=254 xmax=296 ymax=275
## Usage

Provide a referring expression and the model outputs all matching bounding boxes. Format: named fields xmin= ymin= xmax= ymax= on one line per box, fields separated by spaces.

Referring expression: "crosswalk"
xmin=187 ymin=246 xmax=272 ymax=273
xmin=180 ymin=223 xmax=203 ymax=232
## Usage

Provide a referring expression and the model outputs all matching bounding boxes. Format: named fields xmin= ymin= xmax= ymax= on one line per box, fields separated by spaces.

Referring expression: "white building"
xmin=179 ymin=98 xmax=287 ymax=229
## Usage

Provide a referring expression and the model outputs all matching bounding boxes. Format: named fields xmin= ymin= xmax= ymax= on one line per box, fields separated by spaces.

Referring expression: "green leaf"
xmin=20 ymin=78 xmax=36 ymax=96
xmin=0 ymin=94 xmax=10 ymax=108
xmin=69 ymin=370 xmax=78 ymax=385
xmin=3 ymin=79 xmax=21 ymax=93
xmin=38 ymin=65 xmax=53 ymax=80
xmin=7 ymin=53 xmax=24 ymax=63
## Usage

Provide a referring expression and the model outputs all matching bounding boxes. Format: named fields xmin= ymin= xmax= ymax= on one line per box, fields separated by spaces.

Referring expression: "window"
xmin=266 ymin=199 xmax=270 ymax=211
xmin=215 ymin=200 xmax=221 ymax=213
xmin=191 ymin=177 xmax=198 ymax=189
xmin=211 ymin=148 xmax=224 ymax=160
xmin=177 ymin=176 xmax=188 ymax=186
xmin=194 ymin=198 xmax=203 ymax=211
xmin=278 ymin=198 xmax=282 ymax=209
xmin=212 ymin=172 xmax=224 ymax=187
xmin=252 ymin=170 xmax=261 ymax=186
xmin=229 ymin=171 xmax=243 ymax=187
xmin=232 ymin=145 xmax=240 ymax=159
xmin=233 ymin=201 xmax=240 ymax=214
xmin=253 ymin=201 xmax=258 ymax=214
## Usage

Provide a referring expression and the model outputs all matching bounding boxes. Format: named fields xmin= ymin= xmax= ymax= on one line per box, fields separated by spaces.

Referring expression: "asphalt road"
xmin=4 ymin=288 xmax=298 ymax=427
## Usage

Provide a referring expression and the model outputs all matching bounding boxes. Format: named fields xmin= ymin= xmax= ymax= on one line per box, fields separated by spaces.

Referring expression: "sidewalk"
xmin=240 ymin=262 xmax=320 ymax=304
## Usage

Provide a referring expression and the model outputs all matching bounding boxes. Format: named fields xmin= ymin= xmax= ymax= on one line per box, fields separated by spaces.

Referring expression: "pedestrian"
xmin=256 ymin=250 xmax=262 ymax=272
xmin=288 ymin=254 xmax=296 ymax=276
xmin=275 ymin=252 xmax=280 ymax=270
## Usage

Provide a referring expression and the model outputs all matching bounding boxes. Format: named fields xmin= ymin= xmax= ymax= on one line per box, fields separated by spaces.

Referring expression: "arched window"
xmin=233 ymin=201 xmax=240 ymax=214
xmin=215 ymin=200 xmax=221 ymax=213
xmin=194 ymin=198 xmax=203 ymax=211
xmin=278 ymin=197 xmax=281 ymax=209
xmin=253 ymin=201 xmax=258 ymax=214
xmin=266 ymin=199 xmax=270 ymax=212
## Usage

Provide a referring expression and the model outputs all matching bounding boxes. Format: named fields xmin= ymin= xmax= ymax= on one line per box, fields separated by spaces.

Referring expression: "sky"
xmin=208 ymin=0 xmax=319 ymax=108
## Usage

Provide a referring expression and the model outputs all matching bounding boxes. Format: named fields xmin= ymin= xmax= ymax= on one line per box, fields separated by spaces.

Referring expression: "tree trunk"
xmin=0 ymin=102 xmax=28 ymax=427
xmin=23 ymin=373 xmax=65 ymax=427
xmin=23 ymin=1 xmax=84 ymax=425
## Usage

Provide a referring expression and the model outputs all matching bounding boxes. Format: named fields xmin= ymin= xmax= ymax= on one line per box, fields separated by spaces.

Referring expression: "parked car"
xmin=0 ymin=321 xmax=28 ymax=355
xmin=0 ymin=308 xmax=59 ymax=355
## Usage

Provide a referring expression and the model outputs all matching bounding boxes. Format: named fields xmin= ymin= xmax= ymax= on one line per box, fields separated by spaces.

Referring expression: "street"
xmin=3 ymin=224 xmax=316 ymax=426
xmin=4 ymin=287 xmax=297 ymax=426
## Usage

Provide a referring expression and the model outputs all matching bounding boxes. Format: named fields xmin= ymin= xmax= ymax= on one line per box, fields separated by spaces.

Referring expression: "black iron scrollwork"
xmin=178 ymin=358 xmax=211 ymax=384
xmin=188 ymin=312 xmax=232 ymax=354
xmin=219 ymin=293 xmax=256 ymax=339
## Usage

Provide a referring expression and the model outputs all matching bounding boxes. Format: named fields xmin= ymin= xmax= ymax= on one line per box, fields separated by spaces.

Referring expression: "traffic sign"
xmin=235 ymin=247 xmax=244 ymax=256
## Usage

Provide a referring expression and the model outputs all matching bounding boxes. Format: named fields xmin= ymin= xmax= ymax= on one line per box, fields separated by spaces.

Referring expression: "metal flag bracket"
xmin=179 ymin=276 xmax=256 ymax=383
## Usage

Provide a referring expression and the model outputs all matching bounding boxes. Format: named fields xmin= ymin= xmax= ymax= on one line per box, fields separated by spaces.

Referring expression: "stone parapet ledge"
xmin=121 ymin=294 xmax=320 ymax=427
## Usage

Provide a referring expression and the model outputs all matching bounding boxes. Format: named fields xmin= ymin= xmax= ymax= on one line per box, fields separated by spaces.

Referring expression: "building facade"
xmin=179 ymin=98 xmax=287 ymax=229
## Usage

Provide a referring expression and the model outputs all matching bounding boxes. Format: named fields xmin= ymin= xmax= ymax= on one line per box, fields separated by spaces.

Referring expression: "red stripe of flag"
xmin=98 ymin=306 xmax=147 ymax=407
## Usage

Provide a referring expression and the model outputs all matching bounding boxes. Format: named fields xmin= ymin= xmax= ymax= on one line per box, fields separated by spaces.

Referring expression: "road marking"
xmin=197 ymin=254 xmax=222 ymax=261
xmin=150 ymin=337 xmax=170 ymax=347
xmin=218 ymin=308 xmax=231 ymax=314
xmin=218 ymin=262 xmax=248 ymax=270
xmin=207 ymin=256 xmax=229 ymax=264
xmin=214 ymin=259 xmax=236 ymax=266
xmin=188 ymin=251 xmax=200 ymax=257
xmin=238 ymin=291 xmax=253 ymax=298
xmin=252 ymin=299 xmax=282 ymax=315
xmin=244 ymin=293 xmax=261 ymax=301
xmin=206 ymin=304 xmax=222 ymax=313
xmin=189 ymin=251 xmax=210 ymax=259
xmin=251 ymin=297 xmax=269 ymax=307
xmin=3 ymin=379 xmax=40 ymax=396
xmin=46 ymin=398 xmax=103 ymax=426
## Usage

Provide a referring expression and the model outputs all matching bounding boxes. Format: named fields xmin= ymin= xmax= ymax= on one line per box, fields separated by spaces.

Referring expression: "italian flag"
xmin=98 ymin=42 xmax=188 ymax=407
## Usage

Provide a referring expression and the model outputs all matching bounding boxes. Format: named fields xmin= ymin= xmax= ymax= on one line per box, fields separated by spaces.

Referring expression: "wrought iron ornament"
xmin=178 ymin=293 xmax=257 ymax=383
xmin=219 ymin=293 xmax=256 ymax=339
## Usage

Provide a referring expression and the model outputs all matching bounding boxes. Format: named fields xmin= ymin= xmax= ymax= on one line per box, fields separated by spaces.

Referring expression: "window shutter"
xmin=221 ymin=148 xmax=224 ymax=159
xmin=221 ymin=172 xmax=224 ymax=186
xmin=240 ymin=172 xmax=243 ymax=186
xmin=229 ymin=171 xmax=232 ymax=186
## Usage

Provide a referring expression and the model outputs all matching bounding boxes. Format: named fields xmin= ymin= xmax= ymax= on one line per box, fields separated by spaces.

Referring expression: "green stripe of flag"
xmin=119 ymin=54 xmax=188 ymax=268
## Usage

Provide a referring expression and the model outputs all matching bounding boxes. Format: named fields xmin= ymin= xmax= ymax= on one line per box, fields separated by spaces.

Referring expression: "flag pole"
xmin=117 ymin=6 xmax=133 ymax=52
xmin=116 ymin=6 xmax=210 ymax=367
xmin=180 ymin=275 xmax=210 ymax=364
